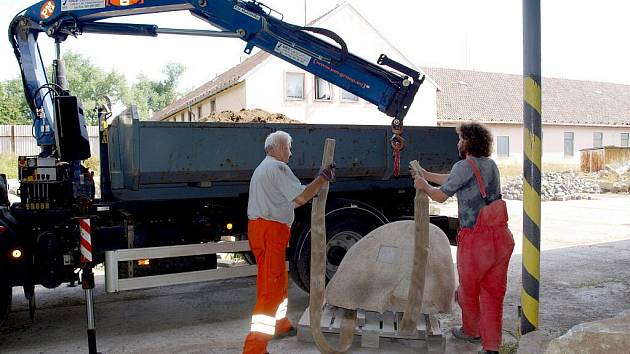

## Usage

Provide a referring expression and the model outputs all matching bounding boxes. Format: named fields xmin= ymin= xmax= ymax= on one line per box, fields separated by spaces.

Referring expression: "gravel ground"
xmin=1 ymin=194 xmax=629 ymax=354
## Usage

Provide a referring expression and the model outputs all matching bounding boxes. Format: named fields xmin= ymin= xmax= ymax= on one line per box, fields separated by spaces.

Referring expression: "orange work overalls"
xmin=242 ymin=219 xmax=294 ymax=354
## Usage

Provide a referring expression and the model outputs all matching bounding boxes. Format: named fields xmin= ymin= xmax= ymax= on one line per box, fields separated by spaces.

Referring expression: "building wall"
xmin=244 ymin=58 xmax=437 ymax=126
xmin=214 ymin=83 xmax=247 ymax=115
xmin=439 ymin=122 xmax=630 ymax=164
xmin=542 ymin=125 xmax=629 ymax=162
xmin=165 ymin=83 xmax=247 ymax=122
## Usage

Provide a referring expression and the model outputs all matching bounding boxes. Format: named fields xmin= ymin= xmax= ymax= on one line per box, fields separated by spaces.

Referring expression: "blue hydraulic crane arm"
xmin=10 ymin=0 xmax=424 ymax=149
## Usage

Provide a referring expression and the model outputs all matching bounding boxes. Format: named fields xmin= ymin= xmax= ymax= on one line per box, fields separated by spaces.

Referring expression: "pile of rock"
xmin=502 ymin=171 xmax=601 ymax=201
xmin=591 ymin=163 xmax=630 ymax=193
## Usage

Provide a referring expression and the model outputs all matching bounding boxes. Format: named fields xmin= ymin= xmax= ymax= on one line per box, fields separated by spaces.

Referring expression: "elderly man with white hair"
xmin=243 ymin=130 xmax=334 ymax=354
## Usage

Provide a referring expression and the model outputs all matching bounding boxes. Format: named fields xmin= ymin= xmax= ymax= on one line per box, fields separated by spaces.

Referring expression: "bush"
xmin=0 ymin=154 xmax=18 ymax=179
xmin=0 ymin=153 xmax=100 ymax=180
xmin=83 ymin=156 xmax=101 ymax=176
xmin=497 ymin=161 xmax=580 ymax=179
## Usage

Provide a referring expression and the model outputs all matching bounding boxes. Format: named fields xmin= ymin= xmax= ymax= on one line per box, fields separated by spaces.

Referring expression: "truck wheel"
xmin=0 ymin=283 xmax=11 ymax=327
xmin=290 ymin=203 xmax=386 ymax=293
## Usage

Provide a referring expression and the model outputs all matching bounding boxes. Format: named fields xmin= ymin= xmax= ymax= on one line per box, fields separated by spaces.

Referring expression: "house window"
xmin=188 ymin=110 xmax=193 ymax=122
xmin=197 ymin=106 xmax=202 ymax=121
xmin=496 ymin=136 xmax=509 ymax=157
xmin=285 ymin=73 xmax=304 ymax=100
xmin=564 ymin=132 xmax=574 ymax=157
xmin=593 ymin=132 xmax=603 ymax=148
xmin=314 ymin=77 xmax=332 ymax=101
xmin=340 ymin=89 xmax=358 ymax=102
xmin=180 ymin=113 xmax=185 ymax=122
xmin=621 ymin=133 xmax=629 ymax=147
xmin=210 ymin=99 xmax=216 ymax=114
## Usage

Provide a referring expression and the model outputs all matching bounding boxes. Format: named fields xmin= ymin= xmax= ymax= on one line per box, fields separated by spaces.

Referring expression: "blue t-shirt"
xmin=439 ymin=157 xmax=501 ymax=228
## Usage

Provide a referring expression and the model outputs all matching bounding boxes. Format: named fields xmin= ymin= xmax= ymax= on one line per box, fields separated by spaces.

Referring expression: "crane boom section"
xmin=10 ymin=0 xmax=423 ymax=148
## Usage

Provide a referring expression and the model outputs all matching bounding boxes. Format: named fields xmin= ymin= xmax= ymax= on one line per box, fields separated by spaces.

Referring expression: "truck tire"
xmin=0 ymin=283 xmax=10 ymax=327
xmin=289 ymin=200 xmax=386 ymax=293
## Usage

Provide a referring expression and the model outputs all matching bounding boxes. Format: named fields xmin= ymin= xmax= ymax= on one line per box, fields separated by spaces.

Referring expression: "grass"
xmin=500 ymin=328 xmax=521 ymax=354
xmin=0 ymin=153 xmax=101 ymax=180
xmin=0 ymin=153 xmax=18 ymax=179
xmin=83 ymin=156 xmax=101 ymax=176
xmin=500 ymin=341 xmax=519 ymax=354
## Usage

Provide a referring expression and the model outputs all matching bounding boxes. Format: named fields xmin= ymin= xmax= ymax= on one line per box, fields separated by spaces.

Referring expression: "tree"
xmin=0 ymin=52 xmax=184 ymax=124
xmin=0 ymin=78 xmax=31 ymax=125
xmin=126 ymin=63 xmax=186 ymax=120
xmin=55 ymin=51 xmax=128 ymax=125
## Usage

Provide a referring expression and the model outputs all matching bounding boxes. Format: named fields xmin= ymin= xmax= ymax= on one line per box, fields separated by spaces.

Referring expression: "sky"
xmin=1 ymin=0 xmax=629 ymax=92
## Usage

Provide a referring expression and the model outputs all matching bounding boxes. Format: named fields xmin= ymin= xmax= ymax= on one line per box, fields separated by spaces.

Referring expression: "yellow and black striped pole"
xmin=521 ymin=0 xmax=541 ymax=335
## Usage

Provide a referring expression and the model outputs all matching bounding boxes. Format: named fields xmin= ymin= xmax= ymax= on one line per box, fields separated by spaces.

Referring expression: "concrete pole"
xmin=521 ymin=0 xmax=542 ymax=335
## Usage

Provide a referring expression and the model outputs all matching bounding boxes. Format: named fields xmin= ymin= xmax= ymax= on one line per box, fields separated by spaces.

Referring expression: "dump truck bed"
xmin=106 ymin=108 xmax=459 ymax=201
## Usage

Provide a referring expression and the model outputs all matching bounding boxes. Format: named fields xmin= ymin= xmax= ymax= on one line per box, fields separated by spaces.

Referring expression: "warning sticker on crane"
xmin=274 ymin=42 xmax=311 ymax=67
xmin=62 ymin=0 xmax=105 ymax=11
xmin=234 ymin=5 xmax=261 ymax=21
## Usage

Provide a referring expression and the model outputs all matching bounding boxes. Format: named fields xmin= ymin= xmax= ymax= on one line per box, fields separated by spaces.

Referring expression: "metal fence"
xmin=0 ymin=125 xmax=100 ymax=157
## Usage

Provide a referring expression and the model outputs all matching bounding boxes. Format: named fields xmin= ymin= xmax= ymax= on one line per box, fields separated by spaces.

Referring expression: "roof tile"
xmin=423 ymin=67 xmax=630 ymax=126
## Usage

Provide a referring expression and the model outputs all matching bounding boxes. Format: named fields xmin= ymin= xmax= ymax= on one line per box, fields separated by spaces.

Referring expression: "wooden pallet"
xmin=298 ymin=305 xmax=445 ymax=352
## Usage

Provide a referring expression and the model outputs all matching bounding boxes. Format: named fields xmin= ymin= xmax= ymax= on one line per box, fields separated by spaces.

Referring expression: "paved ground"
xmin=1 ymin=194 xmax=629 ymax=353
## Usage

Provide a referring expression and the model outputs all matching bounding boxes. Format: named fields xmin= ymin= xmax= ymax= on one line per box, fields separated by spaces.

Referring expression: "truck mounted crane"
xmin=1 ymin=0 xmax=458 ymax=330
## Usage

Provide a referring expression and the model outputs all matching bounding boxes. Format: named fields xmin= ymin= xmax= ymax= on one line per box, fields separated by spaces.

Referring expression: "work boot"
xmin=273 ymin=326 xmax=297 ymax=339
xmin=451 ymin=327 xmax=481 ymax=343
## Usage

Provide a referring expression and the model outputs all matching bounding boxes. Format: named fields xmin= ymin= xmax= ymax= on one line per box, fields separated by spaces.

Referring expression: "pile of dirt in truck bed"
xmin=199 ymin=109 xmax=301 ymax=123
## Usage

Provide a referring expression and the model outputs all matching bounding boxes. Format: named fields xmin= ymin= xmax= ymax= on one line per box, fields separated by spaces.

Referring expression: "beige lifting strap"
xmin=309 ymin=138 xmax=356 ymax=354
xmin=399 ymin=160 xmax=431 ymax=333
xmin=308 ymin=151 xmax=431 ymax=352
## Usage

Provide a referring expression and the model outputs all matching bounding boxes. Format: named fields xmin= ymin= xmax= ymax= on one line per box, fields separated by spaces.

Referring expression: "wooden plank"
xmin=427 ymin=314 xmax=442 ymax=336
xmin=361 ymin=311 xmax=381 ymax=349
xmin=320 ymin=305 xmax=334 ymax=329
xmin=363 ymin=311 xmax=381 ymax=332
xmin=298 ymin=306 xmax=310 ymax=327
xmin=116 ymin=264 xmax=257 ymax=292
xmin=382 ymin=311 xmax=396 ymax=335
xmin=297 ymin=307 xmax=445 ymax=351
xmin=417 ymin=313 xmax=427 ymax=333
xmin=331 ymin=307 xmax=344 ymax=330
xmin=113 ymin=241 xmax=252 ymax=261
xmin=356 ymin=309 xmax=366 ymax=327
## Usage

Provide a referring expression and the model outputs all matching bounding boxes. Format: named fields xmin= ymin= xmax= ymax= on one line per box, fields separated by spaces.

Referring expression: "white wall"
xmin=541 ymin=125 xmax=630 ymax=162
xmin=166 ymin=83 xmax=247 ymax=122
xmin=244 ymin=57 xmax=437 ymax=126
xmin=439 ymin=123 xmax=630 ymax=164
xmin=214 ymin=83 xmax=247 ymax=113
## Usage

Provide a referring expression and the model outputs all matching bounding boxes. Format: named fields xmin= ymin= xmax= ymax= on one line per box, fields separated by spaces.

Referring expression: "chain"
xmin=391 ymin=118 xmax=405 ymax=176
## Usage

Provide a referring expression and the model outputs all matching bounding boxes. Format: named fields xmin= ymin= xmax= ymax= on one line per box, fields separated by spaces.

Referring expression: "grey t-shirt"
xmin=247 ymin=156 xmax=306 ymax=227
xmin=440 ymin=157 xmax=501 ymax=228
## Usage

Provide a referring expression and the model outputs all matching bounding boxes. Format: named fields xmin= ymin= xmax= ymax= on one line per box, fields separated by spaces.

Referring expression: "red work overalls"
xmin=456 ymin=159 xmax=515 ymax=352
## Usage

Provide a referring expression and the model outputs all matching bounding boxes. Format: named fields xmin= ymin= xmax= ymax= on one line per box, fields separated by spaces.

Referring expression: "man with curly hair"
xmin=412 ymin=122 xmax=514 ymax=354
